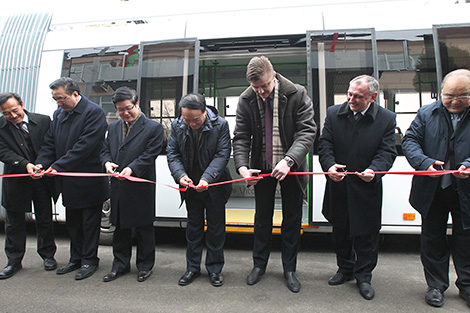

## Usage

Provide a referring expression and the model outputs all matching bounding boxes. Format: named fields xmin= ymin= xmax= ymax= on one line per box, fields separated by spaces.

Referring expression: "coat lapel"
xmin=120 ymin=115 xmax=145 ymax=148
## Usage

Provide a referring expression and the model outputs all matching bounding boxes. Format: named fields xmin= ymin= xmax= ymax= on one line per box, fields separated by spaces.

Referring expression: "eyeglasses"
xmin=442 ymin=94 xmax=470 ymax=101
xmin=116 ymin=104 xmax=136 ymax=113
xmin=52 ymin=95 xmax=70 ymax=103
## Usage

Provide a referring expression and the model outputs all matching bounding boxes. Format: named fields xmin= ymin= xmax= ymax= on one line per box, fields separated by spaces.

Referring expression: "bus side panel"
xmin=35 ymin=50 xmax=64 ymax=116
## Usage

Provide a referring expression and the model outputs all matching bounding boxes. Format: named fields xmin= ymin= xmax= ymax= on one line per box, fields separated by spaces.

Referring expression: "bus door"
xmin=306 ymin=29 xmax=378 ymax=230
xmin=137 ymin=39 xmax=200 ymax=219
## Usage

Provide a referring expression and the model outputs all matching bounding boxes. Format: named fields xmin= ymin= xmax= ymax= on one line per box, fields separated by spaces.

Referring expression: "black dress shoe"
xmin=247 ymin=267 xmax=265 ymax=285
xmin=0 ymin=264 xmax=22 ymax=279
xmin=137 ymin=270 xmax=152 ymax=282
xmin=328 ymin=272 xmax=353 ymax=285
xmin=209 ymin=273 xmax=224 ymax=287
xmin=178 ymin=271 xmax=200 ymax=286
xmin=459 ymin=290 xmax=470 ymax=308
xmin=284 ymin=271 xmax=301 ymax=293
xmin=425 ymin=287 xmax=443 ymax=307
xmin=75 ymin=264 xmax=98 ymax=280
xmin=43 ymin=258 xmax=57 ymax=271
xmin=103 ymin=271 xmax=124 ymax=282
xmin=358 ymin=282 xmax=375 ymax=300
xmin=56 ymin=262 xmax=81 ymax=275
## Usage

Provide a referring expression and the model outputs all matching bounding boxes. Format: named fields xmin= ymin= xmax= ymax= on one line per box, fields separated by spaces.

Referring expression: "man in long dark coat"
xmin=35 ymin=78 xmax=109 ymax=280
xmin=318 ymin=75 xmax=397 ymax=300
xmin=101 ymin=87 xmax=164 ymax=283
xmin=0 ymin=92 xmax=57 ymax=279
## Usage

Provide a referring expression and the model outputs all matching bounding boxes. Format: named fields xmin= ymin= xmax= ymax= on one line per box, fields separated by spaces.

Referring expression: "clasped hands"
xmin=105 ymin=162 xmax=133 ymax=180
xmin=239 ymin=158 xmax=292 ymax=186
xmin=27 ymin=163 xmax=56 ymax=179
xmin=427 ymin=160 xmax=470 ymax=179
xmin=179 ymin=175 xmax=208 ymax=192
xmin=327 ymin=164 xmax=375 ymax=183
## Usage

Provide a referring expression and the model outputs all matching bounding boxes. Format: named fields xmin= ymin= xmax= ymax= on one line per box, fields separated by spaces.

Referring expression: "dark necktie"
xmin=19 ymin=122 xmax=30 ymax=140
xmin=265 ymin=97 xmax=273 ymax=166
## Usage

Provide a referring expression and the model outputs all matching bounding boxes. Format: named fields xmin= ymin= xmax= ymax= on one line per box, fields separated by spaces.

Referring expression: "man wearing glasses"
xmin=101 ymin=87 xmax=164 ymax=283
xmin=34 ymin=77 xmax=109 ymax=280
xmin=403 ymin=69 xmax=470 ymax=308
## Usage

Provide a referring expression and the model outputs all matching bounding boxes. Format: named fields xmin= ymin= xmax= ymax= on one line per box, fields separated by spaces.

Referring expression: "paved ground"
xmin=0 ymin=225 xmax=467 ymax=313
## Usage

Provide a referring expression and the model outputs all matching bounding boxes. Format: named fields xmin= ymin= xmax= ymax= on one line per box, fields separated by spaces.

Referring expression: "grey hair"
xmin=349 ymin=75 xmax=379 ymax=95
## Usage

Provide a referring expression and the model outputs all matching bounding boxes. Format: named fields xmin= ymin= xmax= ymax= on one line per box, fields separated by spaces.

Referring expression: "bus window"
xmin=377 ymin=29 xmax=437 ymax=155
xmin=62 ymin=45 xmax=140 ymax=121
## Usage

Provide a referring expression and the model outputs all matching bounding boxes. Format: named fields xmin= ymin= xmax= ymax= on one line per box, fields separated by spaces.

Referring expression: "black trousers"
xmin=65 ymin=204 xmax=101 ymax=266
xmin=111 ymin=223 xmax=155 ymax=273
xmin=185 ymin=190 xmax=225 ymax=274
xmin=332 ymin=225 xmax=379 ymax=284
xmin=253 ymin=175 xmax=303 ymax=272
xmin=4 ymin=180 xmax=56 ymax=266
xmin=421 ymin=186 xmax=470 ymax=293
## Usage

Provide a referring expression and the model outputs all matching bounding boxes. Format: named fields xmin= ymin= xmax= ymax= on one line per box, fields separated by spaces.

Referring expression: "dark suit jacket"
xmin=35 ymin=95 xmax=109 ymax=209
xmin=0 ymin=112 xmax=57 ymax=212
xmin=403 ymin=101 xmax=470 ymax=229
xmin=101 ymin=114 xmax=164 ymax=229
xmin=318 ymin=102 xmax=397 ymax=236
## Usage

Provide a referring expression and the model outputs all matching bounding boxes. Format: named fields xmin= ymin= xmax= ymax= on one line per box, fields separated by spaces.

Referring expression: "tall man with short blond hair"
xmin=233 ymin=56 xmax=316 ymax=293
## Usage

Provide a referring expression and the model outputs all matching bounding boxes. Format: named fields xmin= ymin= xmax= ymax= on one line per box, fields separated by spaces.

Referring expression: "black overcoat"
xmin=35 ymin=95 xmax=109 ymax=209
xmin=318 ymin=102 xmax=397 ymax=236
xmin=0 ymin=112 xmax=58 ymax=212
xmin=101 ymin=114 xmax=164 ymax=229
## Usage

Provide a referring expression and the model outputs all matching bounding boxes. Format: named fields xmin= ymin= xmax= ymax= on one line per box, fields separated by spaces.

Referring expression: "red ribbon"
xmin=0 ymin=169 xmax=465 ymax=191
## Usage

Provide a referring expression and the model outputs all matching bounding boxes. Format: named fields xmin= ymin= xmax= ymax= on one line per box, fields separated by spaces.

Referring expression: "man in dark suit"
xmin=34 ymin=78 xmax=109 ymax=280
xmin=101 ymin=87 xmax=164 ymax=283
xmin=0 ymin=92 xmax=57 ymax=279
xmin=402 ymin=69 xmax=470 ymax=308
xmin=167 ymin=93 xmax=231 ymax=287
xmin=233 ymin=56 xmax=316 ymax=293
xmin=318 ymin=75 xmax=397 ymax=300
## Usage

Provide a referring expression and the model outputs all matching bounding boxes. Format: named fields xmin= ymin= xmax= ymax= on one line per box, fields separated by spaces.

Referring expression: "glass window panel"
xmin=61 ymin=44 xmax=140 ymax=125
xmin=436 ymin=26 xmax=470 ymax=78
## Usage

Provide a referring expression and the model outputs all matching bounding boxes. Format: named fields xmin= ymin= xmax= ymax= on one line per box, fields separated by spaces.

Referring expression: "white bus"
xmin=1 ymin=1 xmax=470 ymax=237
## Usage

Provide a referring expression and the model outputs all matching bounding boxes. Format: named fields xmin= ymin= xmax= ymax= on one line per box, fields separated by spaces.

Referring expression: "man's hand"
xmin=117 ymin=167 xmax=133 ymax=181
xmin=454 ymin=164 xmax=470 ymax=179
xmin=195 ymin=179 xmax=209 ymax=192
xmin=30 ymin=163 xmax=45 ymax=179
xmin=357 ymin=168 xmax=375 ymax=183
xmin=179 ymin=175 xmax=193 ymax=187
xmin=327 ymin=164 xmax=347 ymax=182
xmin=26 ymin=163 xmax=42 ymax=175
xmin=426 ymin=160 xmax=445 ymax=178
xmin=271 ymin=158 xmax=290 ymax=181
xmin=239 ymin=166 xmax=262 ymax=186
xmin=105 ymin=162 xmax=119 ymax=175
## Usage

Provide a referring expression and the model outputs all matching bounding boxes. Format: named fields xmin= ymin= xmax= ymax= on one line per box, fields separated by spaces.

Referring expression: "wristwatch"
xmin=283 ymin=156 xmax=295 ymax=167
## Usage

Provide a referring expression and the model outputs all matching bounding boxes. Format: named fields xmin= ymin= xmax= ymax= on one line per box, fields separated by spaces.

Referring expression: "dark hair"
xmin=0 ymin=92 xmax=23 ymax=106
xmin=178 ymin=93 xmax=206 ymax=113
xmin=49 ymin=77 xmax=80 ymax=95
xmin=112 ymin=86 xmax=138 ymax=105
